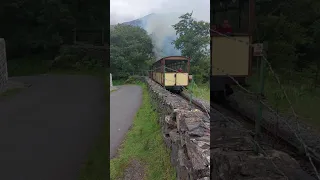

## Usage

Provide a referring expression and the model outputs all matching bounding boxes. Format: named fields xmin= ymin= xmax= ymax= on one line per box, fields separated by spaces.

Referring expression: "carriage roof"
xmin=152 ymin=56 xmax=189 ymax=65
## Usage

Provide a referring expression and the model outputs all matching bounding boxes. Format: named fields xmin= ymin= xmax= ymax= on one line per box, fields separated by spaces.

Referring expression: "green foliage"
xmin=51 ymin=55 xmax=79 ymax=69
xmin=0 ymin=0 xmax=107 ymax=59
xmin=49 ymin=44 xmax=104 ymax=72
xmin=7 ymin=54 xmax=53 ymax=76
xmin=172 ymin=12 xmax=210 ymax=83
xmin=172 ymin=12 xmax=210 ymax=62
xmin=110 ymin=84 xmax=176 ymax=180
xmin=51 ymin=54 xmax=102 ymax=72
xmin=256 ymin=0 xmax=320 ymax=71
xmin=110 ymin=24 xmax=154 ymax=79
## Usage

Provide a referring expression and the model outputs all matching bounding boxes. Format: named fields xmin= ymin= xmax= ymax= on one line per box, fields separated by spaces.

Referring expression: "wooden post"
xmin=73 ymin=28 xmax=77 ymax=45
xmin=102 ymin=27 xmax=104 ymax=46
xmin=254 ymin=41 xmax=268 ymax=154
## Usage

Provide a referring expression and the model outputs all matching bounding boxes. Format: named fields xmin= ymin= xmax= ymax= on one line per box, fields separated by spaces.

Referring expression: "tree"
xmin=0 ymin=0 xmax=107 ymax=59
xmin=110 ymin=24 xmax=154 ymax=79
xmin=172 ymin=12 xmax=210 ymax=83
xmin=255 ymin=0 xmax=320 ymax=71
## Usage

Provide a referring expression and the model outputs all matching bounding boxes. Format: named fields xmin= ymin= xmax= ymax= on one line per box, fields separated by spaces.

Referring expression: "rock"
xmin=178 ymin=149 xmax=188 ymax=167
xmin=145 ymin=77 xmax=210 ymax=179
xmin=197 ymin=177 xmax=210 ymax=180
xmin=189 ymin=127 xmax=205 ymax=137
xmin=169 ymin=129 xmax=180 ymax=143
xmin=165 ymin=115 xmax=176 ymax=128
xmin=185 ymin=117 xmax=201 ymax=131
xmin=185 ymin=139 xmax=209 ymax=171
xmin=210 ymin=126 xmax=315 ymax=180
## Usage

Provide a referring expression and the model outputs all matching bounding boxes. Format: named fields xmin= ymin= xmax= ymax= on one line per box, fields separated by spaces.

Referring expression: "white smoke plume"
xmin=141 ymin=13 xmax=181 ymax=59
xmin=110 ymin=0 xmax=210 ymax=59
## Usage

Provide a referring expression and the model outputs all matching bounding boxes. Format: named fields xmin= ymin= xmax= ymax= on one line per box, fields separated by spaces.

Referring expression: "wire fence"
xmin=211 ymin=28 xmax=320 ymax=180
xmin=110 ymin=28 xmax=320 ymax=177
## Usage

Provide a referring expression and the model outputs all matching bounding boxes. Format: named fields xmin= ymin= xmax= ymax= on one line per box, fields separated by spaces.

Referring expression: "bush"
xmin=51 ymin=54 xmax=80 ymax=69
xmin=51 ymin=45 xmax=104 ymax=71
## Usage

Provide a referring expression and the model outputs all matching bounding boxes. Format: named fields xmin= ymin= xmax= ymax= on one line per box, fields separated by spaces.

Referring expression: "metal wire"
xmin=210 ymin=28 xmax=320 ymax=180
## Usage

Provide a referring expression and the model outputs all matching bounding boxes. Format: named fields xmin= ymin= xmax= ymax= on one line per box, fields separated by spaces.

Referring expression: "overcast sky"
xmin=110 ymin=0 xmax=210 ymax=24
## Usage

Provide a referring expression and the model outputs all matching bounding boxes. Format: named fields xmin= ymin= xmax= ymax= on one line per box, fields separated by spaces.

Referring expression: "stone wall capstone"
xmin=0 ymin=38 xmax=8 ymax=93
xmin=145 ymin=77 xmax=210 ymax=180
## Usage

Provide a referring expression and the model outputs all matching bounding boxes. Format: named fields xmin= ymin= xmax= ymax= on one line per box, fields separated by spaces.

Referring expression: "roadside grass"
xmin=186 ymin=82 xmax=210 ymax=101
xmin=112 ymin=79 xmax=127 ymax=86
xmin=110 ymin=81 xmax=176 ymax=180
xmin=0 ymin=88 xmax=23 ymax=98
xmin=49 ymin=69 xmax=103 ymax=77
xmin=110 ymin=89 xmax=117 ymax=93
xmin=7 ymin=55 xmax=52 ymax=77
xmin=79 ymin=72 xmax=109 ymax=180
xmin=7 ymin=54 xmax=104 ymax=77
xmin=246 ymin=71 xmax=320 ymax=129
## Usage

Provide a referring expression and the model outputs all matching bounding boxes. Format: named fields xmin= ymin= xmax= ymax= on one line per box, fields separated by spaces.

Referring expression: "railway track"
xmin=179 ymin=91 xmax=210 ymax=116
xmin=210 ymin=98 xmax=320 ymax=179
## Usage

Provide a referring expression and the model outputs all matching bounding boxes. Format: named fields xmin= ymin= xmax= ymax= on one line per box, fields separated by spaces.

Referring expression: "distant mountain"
xmin=122 ymin=13 xmax=156 ymax=28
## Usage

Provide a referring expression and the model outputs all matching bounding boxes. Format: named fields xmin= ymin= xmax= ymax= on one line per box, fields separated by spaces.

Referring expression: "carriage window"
xmin=153 ymin=61 xmax=162 ymax=72
xmin=212 ymin=0 xmax=249 ymax=34
xmin=165 ymin=60 xmax=188 ymax=72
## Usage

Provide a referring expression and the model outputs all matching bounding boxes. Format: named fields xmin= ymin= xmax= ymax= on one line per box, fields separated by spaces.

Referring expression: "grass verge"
xmin=112 ymin=79 xmax=127 ymax=86
xmin=186 ymin=82 xmax=210 ymax=101
xmin=79 ymin=72 xmax=109 ymax=180
xmin=49 ymin=68 xmax=104 ymax=77
xmin=0 ymin=88 xmax=23 ymax=98
xmin=7 ymin=54 xmax=53 ymax=77
xmin=110 ymin=81 xmax=176 ymax=180
xmin=247 ymin=72 xmax=320 ymax=129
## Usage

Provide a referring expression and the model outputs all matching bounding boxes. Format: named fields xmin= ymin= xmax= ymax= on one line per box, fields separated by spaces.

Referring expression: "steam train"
xmin=211 ymin=0 xmax=255 ymax=102
xmin=149 ymin=56 xmax=191 ymax=93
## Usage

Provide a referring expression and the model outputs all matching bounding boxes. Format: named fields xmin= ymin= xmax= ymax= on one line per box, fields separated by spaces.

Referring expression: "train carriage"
xmin=150 ymin=56 xmax=191 ymax=93
xmin=211 ymin=0 xmax=255 ymax=101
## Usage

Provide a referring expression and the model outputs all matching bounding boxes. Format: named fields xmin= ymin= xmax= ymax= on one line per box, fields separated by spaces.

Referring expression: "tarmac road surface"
xmin=0 ymin=74 xmax=106 ymax=180
xmin=110 ymin=85 xmax=142 ymax=158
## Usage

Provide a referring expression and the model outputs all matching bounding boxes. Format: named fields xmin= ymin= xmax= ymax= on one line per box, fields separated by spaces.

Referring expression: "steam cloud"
xmin=110 ymin=0 xmax=210 ymax=60
xmin=140 ymin=13 xmax=181 ymax=59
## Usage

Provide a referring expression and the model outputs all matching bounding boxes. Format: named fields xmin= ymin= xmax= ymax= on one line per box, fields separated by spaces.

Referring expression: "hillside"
xmin=122 ymin=13 xmax=156 ymax=28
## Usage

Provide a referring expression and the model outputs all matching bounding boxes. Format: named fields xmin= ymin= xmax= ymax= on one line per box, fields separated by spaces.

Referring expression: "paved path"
xmin=110 ymin=85 xmax=142 ymax=158
xmin=0 ymin=74 xmax=106 ymax=180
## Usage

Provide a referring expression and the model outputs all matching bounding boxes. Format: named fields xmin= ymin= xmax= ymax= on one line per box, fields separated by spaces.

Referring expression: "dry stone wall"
xmin=0 ymin=38 xmax=8 ymax=93
xmin=145 ymin=77 xmax=210 ymax=180
xmin=143 ymin=77 xmax=314 ymax=180
xmin=231 ymin=90 xmax=320 ymax=157
xmin=211 ymin=107 xmax=315 ymax=180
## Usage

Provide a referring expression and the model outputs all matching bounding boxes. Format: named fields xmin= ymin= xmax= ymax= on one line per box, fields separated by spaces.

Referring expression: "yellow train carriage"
xmin=211 ymin=0 xmax=255 ymax=101
xmin=150 ymin=56 xmax=191 ymax=93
